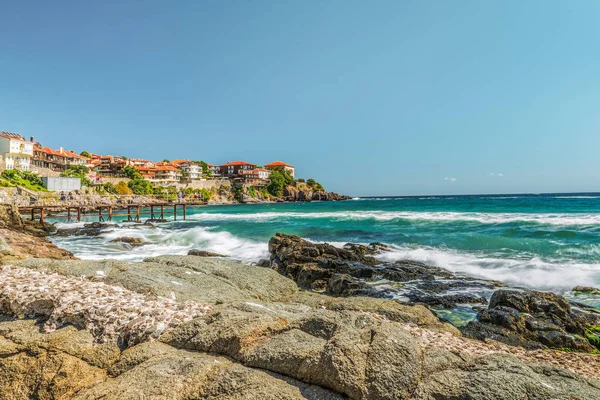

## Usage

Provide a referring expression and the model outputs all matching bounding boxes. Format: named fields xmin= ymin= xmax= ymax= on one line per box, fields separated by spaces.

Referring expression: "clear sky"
xmin=1 ymin=1 xmax=599 ymax=196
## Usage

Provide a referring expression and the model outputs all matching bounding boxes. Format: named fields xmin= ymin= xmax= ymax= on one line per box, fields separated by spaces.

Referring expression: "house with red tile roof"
xmin=237 ymin=168 xmax=271 ymax=185
xmin=32 ymin=144 xmax=87 ymax=172
xmin=98 ymin=156 xmax=128 ymax=176
xmin=219 ymin=161 xmax=256 ymax=177
xmin=134 ymin=164 xmax=181 ymax=183
xmin=265 ymin=161 xmax=295 ymax=178
xmin=207 ymin=163 xmax=221 ymax=177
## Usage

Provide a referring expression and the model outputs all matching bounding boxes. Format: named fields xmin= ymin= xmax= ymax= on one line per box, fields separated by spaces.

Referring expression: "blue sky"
xmin=1 ymin=0 xmax=599 ymax=196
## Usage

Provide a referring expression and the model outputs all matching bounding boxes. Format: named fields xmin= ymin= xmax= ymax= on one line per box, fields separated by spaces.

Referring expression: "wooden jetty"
xmin=19 ymin=203 xmax=200 ymax=223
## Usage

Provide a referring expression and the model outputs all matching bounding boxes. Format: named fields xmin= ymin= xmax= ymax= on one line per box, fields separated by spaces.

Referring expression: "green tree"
xmin=282 ymin=171 xmax=294 ymax=186
xmin=121 ymin=165 xmax=143 ymax=180
xmin=80 ymin=150 xmax=92 ymax=158
xmin=198 ymin=161 xmax=212 ymax=176
xmin=266 ymin=171 xmax=286 ymax=197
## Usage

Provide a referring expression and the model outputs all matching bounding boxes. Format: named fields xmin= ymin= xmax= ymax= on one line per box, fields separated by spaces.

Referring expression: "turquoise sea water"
xmin=51 ymin=193 xmax=600 ymax=305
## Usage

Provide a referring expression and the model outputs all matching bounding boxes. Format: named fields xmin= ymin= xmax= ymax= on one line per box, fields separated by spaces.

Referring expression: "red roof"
xmin=136 ymin=165 xmax=179 ymax=172
xmin=265 ymin=161 xmax=294 ymax=168
xmin=220 ymin=160 xmax=255 ymax=167
xmin=38 ymin=147 xmax=87 ymax=159
xmin=171 ymin=159 xmax=189 ymax=165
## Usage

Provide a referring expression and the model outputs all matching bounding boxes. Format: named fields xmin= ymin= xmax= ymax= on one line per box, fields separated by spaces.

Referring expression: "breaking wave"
xmin=51 ymin=225 xmax=268 ymax=263
xmin=376 ymin=245 xmax=600 ymax=291
xmin=187 ymin=210 xmax=600 ymax=227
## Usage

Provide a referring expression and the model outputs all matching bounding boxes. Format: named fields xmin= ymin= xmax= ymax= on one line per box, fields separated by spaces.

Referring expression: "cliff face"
xmin=0 ymin=205 xmax=75 ymax=262
xmin=283 ymin=186 xmax=352 ymax=202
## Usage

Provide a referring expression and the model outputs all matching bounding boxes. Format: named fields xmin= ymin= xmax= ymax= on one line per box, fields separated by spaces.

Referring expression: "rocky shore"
xmin=0 ymin=207 xmax=599 ymax=399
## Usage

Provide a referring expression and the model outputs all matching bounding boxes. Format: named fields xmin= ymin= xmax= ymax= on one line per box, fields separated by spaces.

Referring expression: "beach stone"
xmin=187 ymin=249 xmax=227 ymax=257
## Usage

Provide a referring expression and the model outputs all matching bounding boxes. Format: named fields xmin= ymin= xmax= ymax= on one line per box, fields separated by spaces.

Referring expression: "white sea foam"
xmin=186 ymin=210 xmax=600 ymax=226
xmin=376 ymin=246 xmax=600 ymax=291
xmin=51 ymin=225 xmax=268 ymax=263
xmin=555 ymin=196 xmax=600 ymax=199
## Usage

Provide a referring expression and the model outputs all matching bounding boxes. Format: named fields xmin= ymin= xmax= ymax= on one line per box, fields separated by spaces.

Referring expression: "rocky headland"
xmin=0 ymin=207 xmax=599 ymax=399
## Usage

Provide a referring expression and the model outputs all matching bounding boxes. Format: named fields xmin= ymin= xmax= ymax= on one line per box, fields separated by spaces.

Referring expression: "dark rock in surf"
xmin=573 ymin=286 xmax=600 ymax=295
xmin=55 ymin=222 xmax=115 ymax=237
xmin=110 ymin=237 xmax=146 ymax=247
xmin=462 ymin=289 xmax=600 ymax=352
xmin=268 ymin=233 xmax=500 ymax=308
xmin=406 ymin=291 xmax=488 ymax=308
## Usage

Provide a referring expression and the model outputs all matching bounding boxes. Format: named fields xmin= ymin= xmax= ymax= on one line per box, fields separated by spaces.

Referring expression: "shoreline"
xmin=1 ymin=204 xmax=600 ymax=398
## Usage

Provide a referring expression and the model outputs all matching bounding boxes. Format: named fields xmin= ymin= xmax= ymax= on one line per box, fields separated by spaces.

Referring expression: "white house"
xmin=177 ymin=161 xmax=202 ymax=180
xmin=0 ymin=132 xmax=34 ymax=171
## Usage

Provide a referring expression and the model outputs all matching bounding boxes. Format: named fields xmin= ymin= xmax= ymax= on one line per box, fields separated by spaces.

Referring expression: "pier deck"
xmin=19 ymin=202 xmax=204 ymax=223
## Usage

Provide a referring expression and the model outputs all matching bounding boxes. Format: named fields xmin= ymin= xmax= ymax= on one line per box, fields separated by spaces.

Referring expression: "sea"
xmin=51 ymin=193 xmax=600 ymax=311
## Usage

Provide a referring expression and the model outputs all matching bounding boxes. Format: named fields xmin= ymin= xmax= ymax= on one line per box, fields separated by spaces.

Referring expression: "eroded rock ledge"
xmin=0 ymin=256 xmax=599 ymax=399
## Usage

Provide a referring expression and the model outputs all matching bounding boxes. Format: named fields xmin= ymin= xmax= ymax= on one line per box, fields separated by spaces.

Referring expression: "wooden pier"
xmin=20 ymin=203 xmax=196 ymax=223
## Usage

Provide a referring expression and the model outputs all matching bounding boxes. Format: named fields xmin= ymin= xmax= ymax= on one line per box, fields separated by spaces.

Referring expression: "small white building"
xmin=178 ymin=161 xmax=202 ymax=180
xmin=0 ymin=132 xmax=34 ymax=171
xmin=42 ymin=177 xmax=81 ymax=191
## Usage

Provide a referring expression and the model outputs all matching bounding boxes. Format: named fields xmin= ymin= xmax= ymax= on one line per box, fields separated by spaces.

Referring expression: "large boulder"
xmin=268 ymin=233 xmax=501 ymax=308
xmin=463 ymin=289 xmax=600 ymax=352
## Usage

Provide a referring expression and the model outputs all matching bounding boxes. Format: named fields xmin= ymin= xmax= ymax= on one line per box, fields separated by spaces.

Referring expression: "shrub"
xmin=115 ymin=181 xmax=133 ymax=195
xmin=306 ymin=178 xmax=325 ymax=192
xmin=199 ymin=188 xmax=212 ymax=200
xmin=122 ymin=165 xmax=143 ymax=180
xmin=103 ymin=182 xmax=117 ymax=194
xmin=1 ymin=169 xmax=46 ymax=191
xmin=80 ymin=151 xmax=92 ymax=158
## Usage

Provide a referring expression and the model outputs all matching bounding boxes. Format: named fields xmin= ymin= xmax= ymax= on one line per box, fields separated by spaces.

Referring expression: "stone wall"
xmin=31 ymin=166 xmax=62 ymax=178
xmin=173 ymin=179 xmax=231 ymax=191
xmin=99 ymin=177 xmax=131 ymax=185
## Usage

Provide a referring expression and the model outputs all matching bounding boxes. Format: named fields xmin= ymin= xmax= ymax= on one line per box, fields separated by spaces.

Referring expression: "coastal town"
xmin=0 ymin=130 xmax=342 ymax=205
xmin=0 ymin=131 xmax=295 ymax=185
